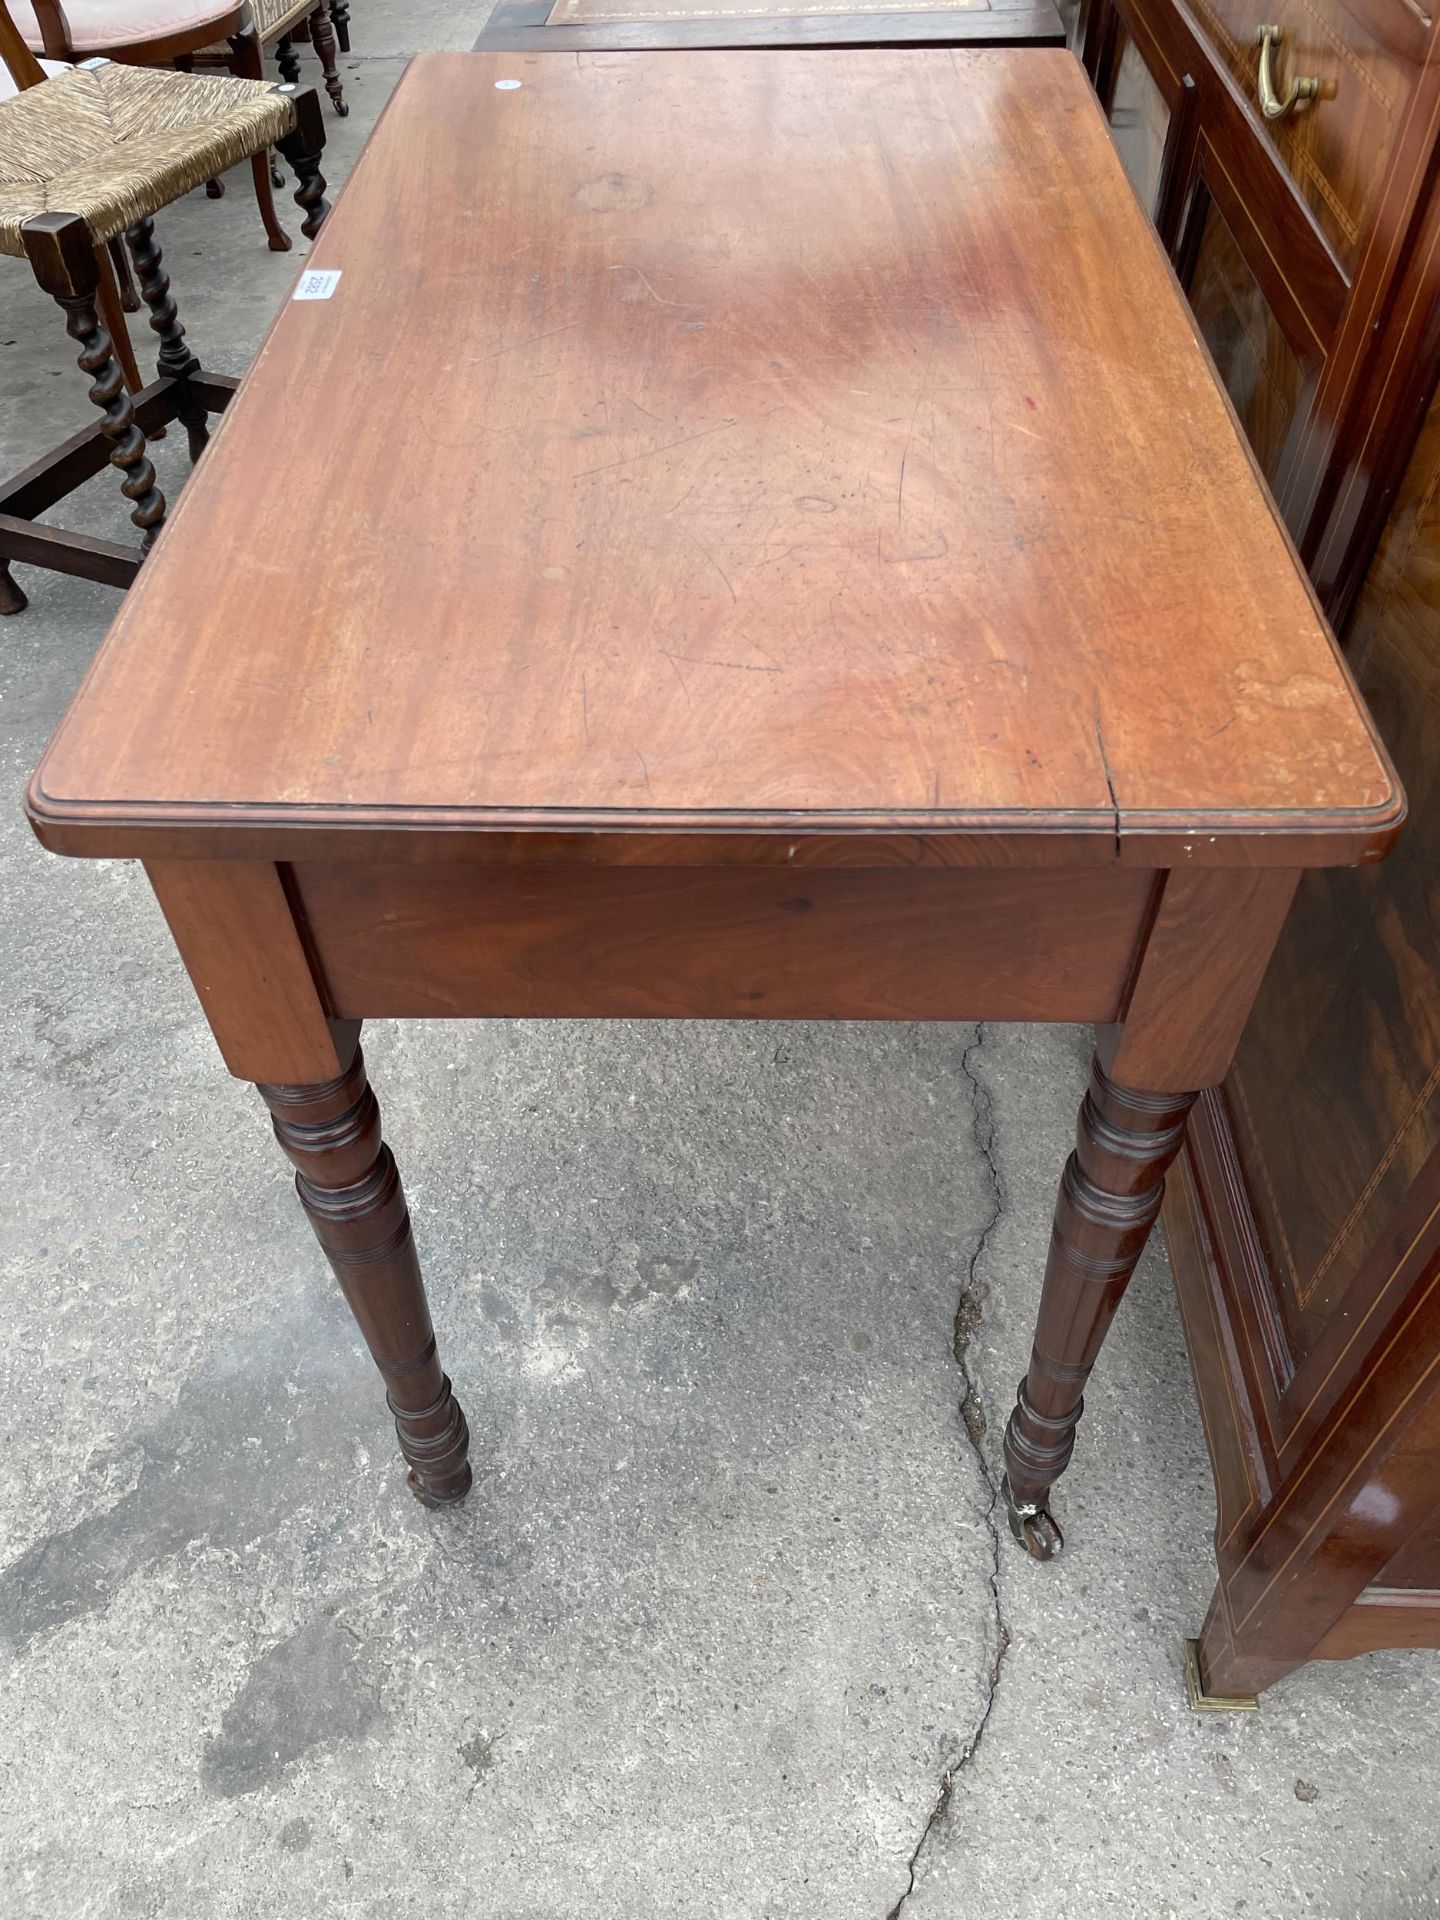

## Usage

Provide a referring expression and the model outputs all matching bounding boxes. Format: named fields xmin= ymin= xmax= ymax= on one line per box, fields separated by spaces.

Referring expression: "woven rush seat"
xmin=0 ymin=31 xmax=330 ymax=614
xmin=0 ymin=59 xmax=293 ymax=254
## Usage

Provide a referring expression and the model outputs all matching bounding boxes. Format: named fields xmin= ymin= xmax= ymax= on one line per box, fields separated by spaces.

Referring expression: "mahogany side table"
xmin=473 ymin=0 xmax=1064 ymax=52
xmin=27 ymin=53 xmax=1402 ymax=1611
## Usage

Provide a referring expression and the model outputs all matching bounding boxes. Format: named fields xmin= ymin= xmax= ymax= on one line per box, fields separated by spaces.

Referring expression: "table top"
xmin=30 ymin=51 xmax=1401 ymax=869
xmin=474 ymin=0 xmax=1066 ymax=51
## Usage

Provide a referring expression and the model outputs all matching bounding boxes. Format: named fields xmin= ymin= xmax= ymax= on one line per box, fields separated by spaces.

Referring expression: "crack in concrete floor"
xmin=888 ymin=1024 xmax=1012 ymax=1920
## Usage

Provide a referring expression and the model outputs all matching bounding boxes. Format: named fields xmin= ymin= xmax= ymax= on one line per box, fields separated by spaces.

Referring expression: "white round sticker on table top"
xmin=495 ymin=78 xmax=521 ymax=89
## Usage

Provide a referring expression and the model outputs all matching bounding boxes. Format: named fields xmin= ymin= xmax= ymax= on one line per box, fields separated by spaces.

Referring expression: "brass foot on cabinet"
xmin=1182 ymin=1637 xmax=1259 ymax=1713
xmin=1002 ymin=1476 xmax=1064 ymax=1559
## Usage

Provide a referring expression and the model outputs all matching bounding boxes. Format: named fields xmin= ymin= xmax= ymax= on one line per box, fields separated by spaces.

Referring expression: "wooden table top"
xmin=30 ymin=52 xmax=1401 ymax=868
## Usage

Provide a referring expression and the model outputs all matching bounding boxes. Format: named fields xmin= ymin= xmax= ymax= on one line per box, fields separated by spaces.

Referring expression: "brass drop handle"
xmin=1254 ymin=25 xmax=1320 ymax=120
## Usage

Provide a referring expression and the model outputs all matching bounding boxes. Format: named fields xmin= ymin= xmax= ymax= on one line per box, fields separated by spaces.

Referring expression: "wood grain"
xmin=145 ymin=860 xmax=345 ymax=1082
xmin=1103 ymin=866 xmax=1300 ymax=1090
xmin=28 ymin=51 xmax=1398 ymax=865
xmin=290 ymin=860 xmax=1157 ymax=1020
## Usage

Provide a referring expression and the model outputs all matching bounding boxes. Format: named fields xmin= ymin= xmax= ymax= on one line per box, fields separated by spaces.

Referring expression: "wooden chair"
xmin=0 ymin=35 xmax=330 ymax=612
xmin=242 ymin=0 xmax=347 ymax=120
xmin=0 ymin=27 xmax=154 ymax=400
xmin=5 ymin=0 xmax=343 ymax=252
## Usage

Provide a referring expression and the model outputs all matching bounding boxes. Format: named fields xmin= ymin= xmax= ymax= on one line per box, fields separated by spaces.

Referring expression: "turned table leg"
xmin=1000 ymin=867 xmax=1301 ymax=1559
xmin=1002 ymin=1058 xmax=1195 ymax=1556
xmin=257 ymin=1034 xmax=472 ymax=1506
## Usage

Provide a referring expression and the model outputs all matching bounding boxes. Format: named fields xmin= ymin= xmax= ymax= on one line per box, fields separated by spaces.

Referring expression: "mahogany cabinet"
xmin=1078 ymin=0 xmax=1440 ymax=1696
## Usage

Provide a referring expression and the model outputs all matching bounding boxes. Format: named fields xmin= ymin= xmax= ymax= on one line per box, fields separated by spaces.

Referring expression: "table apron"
xmin=286 ymin=860 xmax=1161 ymax=1023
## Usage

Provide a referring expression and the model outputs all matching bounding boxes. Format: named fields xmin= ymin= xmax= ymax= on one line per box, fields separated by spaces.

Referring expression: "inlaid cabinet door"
xmin=1178 ymin=0 xmax=1431 ymax=277
xmin=1085 ymin=0 xmax=1440 ymax=579
xmin=1214 ymin=376 xmax=1440 ymax=1471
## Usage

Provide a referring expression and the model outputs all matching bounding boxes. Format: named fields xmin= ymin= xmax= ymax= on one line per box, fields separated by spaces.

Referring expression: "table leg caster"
xmin=389 ymin=1376 xmax=472 ymax=1508
xmin=1002 ymin=1475 xmax=1064 ymax=1559
xmin=407 ymin=1463 xmax=474 ymax=1509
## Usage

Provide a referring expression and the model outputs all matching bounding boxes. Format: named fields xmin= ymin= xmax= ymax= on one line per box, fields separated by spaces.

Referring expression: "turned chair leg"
xmin=330 ymin=0 xmax=351 ymax=54
xmin=1001 ymin=1054 xmax=1196 ymax=1557
xmin=22 ymin=212 xmax=167 ymax=552
xmin=276 ymin=34 xmax=301 ymax=84
xmin=256 ymin=1033 xmax=473 ymax=1506
xmin=273 ymin=87 xmax=332 ymax=239
xmin=229 ymin=28 xmax=293 ymax=252
xmin=125 ymin=216 xmax=212 ymax=463
xmin=309 ymin=2 xmax=348 ymax=116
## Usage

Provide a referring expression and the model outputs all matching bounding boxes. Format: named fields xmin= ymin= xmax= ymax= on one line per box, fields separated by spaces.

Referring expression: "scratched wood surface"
xmin=30 ymin=52 xmax=1399 ymax=860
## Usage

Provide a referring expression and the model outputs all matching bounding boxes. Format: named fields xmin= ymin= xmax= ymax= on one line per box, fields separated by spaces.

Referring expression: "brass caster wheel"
xmin=1002 ymin=1477 xmax=1063 ymax=1559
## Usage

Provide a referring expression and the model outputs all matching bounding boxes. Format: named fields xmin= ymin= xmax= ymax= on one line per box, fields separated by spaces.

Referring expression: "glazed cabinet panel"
xmin=1084 ymin=0 xmax=1349 ymax=513
xmin=1085 ymin=0 xmax=1440 ymax=549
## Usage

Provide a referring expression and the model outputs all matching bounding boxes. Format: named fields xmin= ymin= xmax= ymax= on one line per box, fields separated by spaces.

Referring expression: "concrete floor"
xmin=1 ymin=11 xmax=1437 ymax=1918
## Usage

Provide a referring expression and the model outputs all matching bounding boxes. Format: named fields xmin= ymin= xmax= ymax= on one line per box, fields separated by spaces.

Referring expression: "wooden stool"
xmin=0 ymin=60 xmax=329 ymax=612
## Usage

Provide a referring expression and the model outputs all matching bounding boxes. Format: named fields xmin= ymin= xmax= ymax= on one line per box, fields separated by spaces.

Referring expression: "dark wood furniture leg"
xmin=23 ymin=212 xmax=167 ymax=551
xmin=276 ymin=34 xmax=301 ymax=82
xmin=142 ymin=859 xmax=472 ymax=1506
xmin=258 ymin=1032 xmax=473 ymax=1506
xmin=1002 ymin=1061 xmax=1196 ymax=1555
xmin=230 ymin=28 xmax=293 ymax=252
xmin=124 ymin=216 xmax=212 ymax=462
xmin=1187 ymin=1588 xmax=1303 ymax=1704
xmin=1001 ymin=868 xmax=1301 ymax=1556
xmin=274 ymin=87 xmax=332 ymax=237
xmin=330 ymin=0 xmax=351 ymax=53
xmin=308 ymin=2 xmax=348 ymax=116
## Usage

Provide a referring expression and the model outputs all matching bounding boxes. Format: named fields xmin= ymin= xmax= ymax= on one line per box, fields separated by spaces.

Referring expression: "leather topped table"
xmin=473 ymin=0 xmax=1065 ymax=52
xmin=28 ymin=52 xmax=1402 ymax=1612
